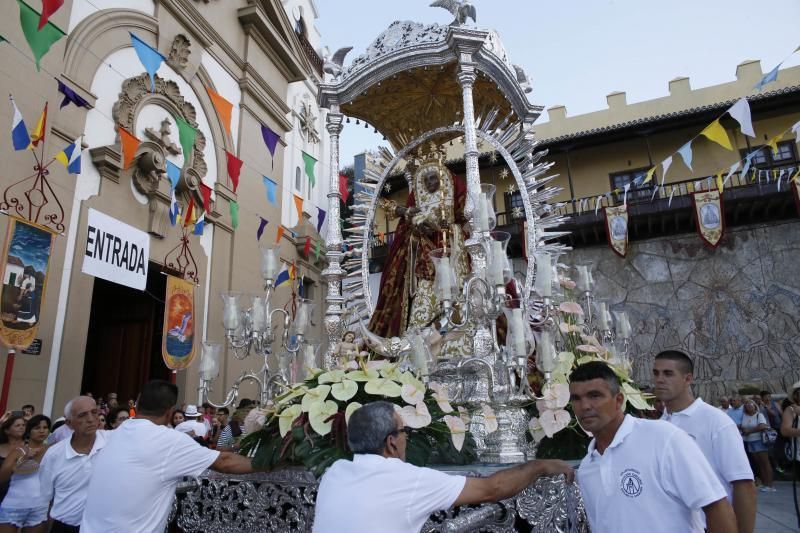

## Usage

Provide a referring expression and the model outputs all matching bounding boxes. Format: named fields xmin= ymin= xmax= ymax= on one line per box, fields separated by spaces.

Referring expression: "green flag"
xmin=230 ymin=200 xmax=239 ymax=230
xmin=17 ymin=0 xmax=65 ymax=71
xmin=302 ymin=151 xmax=317 ymax=188
xmin=174 ymin=115 xmax=196 ymax=161
xmin=314 ymin=239 xmax=322 ymax=261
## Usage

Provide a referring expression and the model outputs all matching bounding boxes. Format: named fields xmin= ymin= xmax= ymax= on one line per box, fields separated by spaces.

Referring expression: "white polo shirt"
xmin=661 ymin=398 xmax=753 ymax=504
xmin=175 ymin=419 xmax=208 ymax=438
xmin=81 ymin=418 xmax=219 ymax=533
xmin=577 ymin=415 xmax=726 ymax=533
xmin=313 ymin=454 xmax=466 ymax=533
xmin=39 ymin=430 xmax=108 ymax=526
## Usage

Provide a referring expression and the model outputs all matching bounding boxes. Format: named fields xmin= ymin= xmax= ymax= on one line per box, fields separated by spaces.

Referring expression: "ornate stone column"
xmin=321 ymin=107 xmax=346 ymax=369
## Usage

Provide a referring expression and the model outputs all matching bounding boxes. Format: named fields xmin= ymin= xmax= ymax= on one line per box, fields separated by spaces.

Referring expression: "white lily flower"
xmin=397 ymin=401 xmax=432 ymax=429
xmin=401 ymin=381 xmax=425 ymax=405
xmin=308 ymin=400 xmax=338 ymax=436
xmin=443 ymin=415 xmax=467 ymax=451
xmin=301 ymin=384 xmax=331 ymax=412
xmin=364 ymin=378 xmax=402 ymax=397
xmin=345 ymin=402 xmax=362 ymax=424
xmin=528 ymin=416 xmax=547 ymax=442
xmin=277 ymin=404 xmax=302 ymax=437
xmin=331 ymin=379 xmax=358 ymax=401
xmin=481 ymin=404 xmax=498 ymax=434
xmin=539 ymin=408 xmax=571 ymax=438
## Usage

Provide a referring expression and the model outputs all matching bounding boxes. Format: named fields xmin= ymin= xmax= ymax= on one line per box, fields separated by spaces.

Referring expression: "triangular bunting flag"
xmin=715 ymin=171 xmax=724 ymax=194
xmin=263 ymin=176 xmax=277 ymax=204
xmin=169 ymin=189 xmax=180 ymax=226
xmin=765 ymin=133 xmax=783 ymax=155
xmin=256 ymin=217 xmax=268 ymax=241
xmin=275 ymin=264 xmax=290 ymax=287
xmin=302 ymin=151 xmax=317 ymax=188
xmin=642 ymin=166 xmax=656 ymax=184
xmin=304 ymin=236 xmax=311 ymax=258
xmin=727 ymin=98 xmax=755 ymax=138
xmin=193 ymin=211 xmax=205 ymax=235
xmin=130 ymin=32 xmax=165 ymax=92
xmin=199 ymin=182 xmax=213 ymax=212
xmin=293 ymin=194 xmax=303 ymax=221
xmin=9 ymin=95 xmax=31 ymax=151
xmin=226 ymin=151 xmax=243 ymax=193
xmin=741 ymin=152 xmax=755 ymax=180
xmin=57 ymin=80 xmax=90 ymax=109
xmin=317 ymin=208 xmax=326 ymax=233
xmin=261 ymin=124 xmax=280 ymax=168
xmin=754 ymin=63 xmax=781 ymax=91
xmin=173 ymin=115 xmax=196 ymax=161
xmin=276 ymin=226 xmax=284 ymax=244
xmin=119 ymin=126 xmax=140 ymax=169
xmin=206 ymin=87 xmax=233 ymax=136
xmin=314 ymin=239 xmax=322 ymax=261
xmin=54 ymin=137 xmax=81 ymax=174
xmin=17 ymin=0 xmax=66 ymax=71
xmin=38 ymin=0 xmax=64 ymax=30
xmin=723 ymin=161 xmax=740 ymax=187
xmin=28 ymin=102 xmax=47 ymax=148
xmin=700 ymin=119 xmax=733 ymax=151
xmin=339 ymin=173 xmax=350 ymax=203
xmin=677 ymin=142 xmax=693 ymax=171
xmin=183 ymin=197 xmax=195 ymax=228
xmin=660 ymin=156 xmax=673 ymax=186
xmin=229 ymin=200 xmax=239 ymax=230
xmin=165 ymin=160 xmax=181 ymax=190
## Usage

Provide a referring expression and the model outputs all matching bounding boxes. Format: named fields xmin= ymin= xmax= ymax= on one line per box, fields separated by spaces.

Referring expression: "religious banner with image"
xmin=692 ymin=190 xmax=725 ymax=248
xmin=0 ymin=218 xmax=55 ymax=349
xmin=603 ymin=205 xmax=628 ymax=257
xmin=162 ymin=274 xmax=196 ymax=370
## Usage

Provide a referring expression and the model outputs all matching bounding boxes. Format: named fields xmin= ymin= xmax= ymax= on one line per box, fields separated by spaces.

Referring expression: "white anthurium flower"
xmin=364 ymin=378 xmax=402 ymax=397
xmin=580 ymin=334 xmax=602 ymax=347
xmin=347 ymin=368 xmax=380 ymax=382
xmin=380 ymin=364 xmax=404 ymax=382
xmin=457 ymin=406 xmax=471 ymax=426
xmin=301 ymin=384 xmax=331 ymax=412
xmin=555 ymin=351 xmax=575 ymax=376
xmin=318 ymin=370 xmax=346 ymax=384
xmin=541 ymin=383 xmax=570 ymax=410
xmin=528 ymin=416 xmax=547 ymax=442
xmin=482 ymin=404 xmax=498 ymax=434
xmin=308 ymin=400 xmax=339 ymax=436
xmin=443 ymin=415 xmax=467 ymax=452
xmin=558 ymin=302 xmax=584 ymax=315
xmin=401 ymin=381 xmax=425 ymax=405
xmin=396 ymin=371 xmax=420 ymax=387
xmin=576 ymin=344 xmax=606 ymax=354
xmin=539 ymin=408 xmax=571 ymax=438
xmin=622 ymin=382 xmax=652 ymax=411
xmin=429 ymin=382 xmax=454 ymax=413
xmin=244 ymin=407 xmax=271 ymax=435
xmin=331 ymin=379 xmax=358 ymax=401
xmin=559 ymin=322 xmax=583 ymax=334
xmin=576 ymin=355 xmax=601 ymax=366
xmin=345 ymin=402 xmax=362 ymax=424
xmin=366 ymin=360 xmax=390 ymax=371
xmin=398 ymin=401 xmax=432 ymax=429
xmin=275 ymin=385 xmax=308 ymax=406
xmin=277 ymin=404 xmax=303 ymax=438
xmin=337 ymin=360 xmax=359 ymax=371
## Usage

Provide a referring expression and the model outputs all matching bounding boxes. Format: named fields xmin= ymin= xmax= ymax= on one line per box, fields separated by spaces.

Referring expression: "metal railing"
xmin=295 ymin=31 xmax=323 ymax=77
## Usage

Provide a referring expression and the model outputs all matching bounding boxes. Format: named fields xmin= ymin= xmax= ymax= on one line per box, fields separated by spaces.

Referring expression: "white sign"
xmin=82 ymin=209 xmax=150 ymax=290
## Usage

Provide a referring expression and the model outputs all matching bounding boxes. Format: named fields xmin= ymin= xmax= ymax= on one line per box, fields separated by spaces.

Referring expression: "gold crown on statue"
xmin=414 ymin=141 xmax=448 ymax=168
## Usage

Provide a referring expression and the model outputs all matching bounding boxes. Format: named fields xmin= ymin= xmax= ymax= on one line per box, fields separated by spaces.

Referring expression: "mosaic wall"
xmin=565 ymin=219 xmax=800 ymax=401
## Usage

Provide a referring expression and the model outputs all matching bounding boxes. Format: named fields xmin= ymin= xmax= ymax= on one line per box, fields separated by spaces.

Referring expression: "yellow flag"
xmin=642 ymin=166 xmax=656 ymax=184
xmin=765 ymin=133 xmax=783 ymax=155
xmin=700 ymin=119 xmax=733 ymax=151
xmin=716 ymin=172 xmax=724 ymax=194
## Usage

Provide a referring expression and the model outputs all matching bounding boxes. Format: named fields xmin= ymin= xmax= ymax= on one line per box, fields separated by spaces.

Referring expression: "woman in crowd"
xmin=741 ymin=399 xmax=774 ymax=491
xmin=781 ymin=382 xmax=800 ymax=468
xmin=0 ymin=415 xmax=51 ymax=532
xmin=106 ymin=406 xmax=129 ymax=429
xmin=170 ymin=410 xmax=186 ymax=429
xmin=0 ymin=415 xmax=26 ymax=506
xmin=98 ymin=413 xmax=107 ymax=428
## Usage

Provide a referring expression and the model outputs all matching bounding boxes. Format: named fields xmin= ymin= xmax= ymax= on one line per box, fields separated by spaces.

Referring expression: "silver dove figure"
xmin=513 ymin=64 xmax=533 ymax=94
xmin=322 ymin=46 xmax=353 ymax=79
xmin=430 ymin=0 xmax=476 ymax=26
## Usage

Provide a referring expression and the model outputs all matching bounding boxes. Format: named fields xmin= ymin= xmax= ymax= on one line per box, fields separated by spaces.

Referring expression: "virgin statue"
xmin=368 ymin=145 xmax=471 ymax=359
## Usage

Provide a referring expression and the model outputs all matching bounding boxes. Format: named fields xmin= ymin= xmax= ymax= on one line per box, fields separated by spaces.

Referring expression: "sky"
xmin=315 ymin=0 xmax=800 ymax=165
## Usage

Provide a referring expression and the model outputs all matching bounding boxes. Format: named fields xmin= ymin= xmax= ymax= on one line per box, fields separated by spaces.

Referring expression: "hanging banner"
xmin=792 ymin=178 xmax=800 ymax=217
xmin=162 ymin=274 xmax=196 ymax=370
xmin=82 ymin=209 xmax=150 ymax=290
xmin=0 ymin=218 xmax=55 ymax=350
xmin=603 ymin=205 xmax=628 ymax=258
xmin=692 ymin=190 xmax=725 ymax=248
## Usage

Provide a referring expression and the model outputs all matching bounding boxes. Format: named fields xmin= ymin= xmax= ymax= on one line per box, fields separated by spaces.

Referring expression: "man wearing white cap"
xmin=174 ymin=405 xmax=208 ymax=439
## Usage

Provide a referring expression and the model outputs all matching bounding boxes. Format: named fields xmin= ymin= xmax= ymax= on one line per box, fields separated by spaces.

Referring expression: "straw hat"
xmin=184 ymin=405 xmax=201 ymax=418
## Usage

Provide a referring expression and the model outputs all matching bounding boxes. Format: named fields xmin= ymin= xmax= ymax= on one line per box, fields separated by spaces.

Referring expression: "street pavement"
xmin=756 ymin=481 xmax=800 ymax=532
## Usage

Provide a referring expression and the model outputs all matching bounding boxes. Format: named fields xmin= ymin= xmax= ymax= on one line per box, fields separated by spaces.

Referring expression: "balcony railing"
xmin=295 ymin=31 xmax=323 ymax=77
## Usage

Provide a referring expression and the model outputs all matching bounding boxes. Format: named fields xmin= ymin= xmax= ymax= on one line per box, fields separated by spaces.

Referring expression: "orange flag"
xmin=119 ymin=126 xmax=140 ymax=169
xmin=293 ymin=194 xmax=303 ymax=220
xmin=207 ymin=87 xmax=233 ymax=136
xmin=276 ymin=226 xmax=284 ymax=244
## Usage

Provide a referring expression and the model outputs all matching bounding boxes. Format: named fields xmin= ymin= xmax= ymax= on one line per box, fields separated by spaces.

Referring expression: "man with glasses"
xmin=313 ymin=401 xmax=574 ymax=533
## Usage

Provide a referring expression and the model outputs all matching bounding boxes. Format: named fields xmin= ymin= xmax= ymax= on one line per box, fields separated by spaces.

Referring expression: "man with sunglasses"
xmin=313 ymin=401 xmax=574 ymax=533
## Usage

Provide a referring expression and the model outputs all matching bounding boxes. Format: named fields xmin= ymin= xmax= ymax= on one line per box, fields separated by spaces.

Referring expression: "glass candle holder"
xmin=502 ymin=299 xmax=534 ymax=360
xmin=260 ymin=246 xmax=281 ymax=283
xmin=408 ymin=328 xmax=434 ymax=377
xmin=249 ymin=295 xmax=268 ymax=333
xmin=534 ymin=251 xmax=553 ymax=298
xmin=595 ymin=299 xmax=612 ymax=331
xmin=221 ymin=292 xmax=242 ymax=331
xmin=290 ymin=298 xmax=315 ymax=337
xmin=199 ymin=341 xmax=222 ymax=381
xmin=574 ymin=261 xmax=594 ymax=293
xmin=430 ymin=248 xmax=458 ymax=302
xmin=613 ymin=310 xmax=632 ymax=339
xmin=487 ymin=231 xmax=511 ymax=287
xmin=470 ymin=183 xmax=497 ymax=233
xmin=536 ymin=330 xmax=557 ymax=373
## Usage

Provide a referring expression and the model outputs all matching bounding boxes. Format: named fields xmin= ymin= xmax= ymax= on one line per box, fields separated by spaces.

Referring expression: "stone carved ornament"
xmin=167 ymin=34 xmax=192 ymax=72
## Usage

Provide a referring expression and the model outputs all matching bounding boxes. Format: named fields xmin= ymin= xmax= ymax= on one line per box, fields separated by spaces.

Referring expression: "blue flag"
xmin=166 ymin=160 xmax=181 ymax=190
xmin=130 ymin=33 xmax=165 ymax=92
xmin=9 ymin=96 xmax=31 ymax=151
xmin=754 ymin=63 xmax=781 ymax=91
xmin=169 ymin=189 xmax=180 ymax=226
xmin=274 ymin=264 xmax=290 ymax=287
xmin=193 ymin=211 xmax=205 ymax=235
xmin=263 ymin=176 xmax=277 ymax=204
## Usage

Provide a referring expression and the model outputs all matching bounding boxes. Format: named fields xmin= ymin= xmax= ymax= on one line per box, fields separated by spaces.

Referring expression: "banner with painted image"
xmin=603 ymin=205 xmax=628 ymax=258
xmin=162 ymin=274 xmax=196 ymax=370
xmin=0 ymin=218 xmax=55 ymax=349
xmin=692 ymin=190 xmax=725 ymax=248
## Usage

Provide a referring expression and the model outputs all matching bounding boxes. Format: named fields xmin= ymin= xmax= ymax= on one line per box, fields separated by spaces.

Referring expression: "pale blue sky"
xmin=316 ymin=0 xmax=800 ymax=165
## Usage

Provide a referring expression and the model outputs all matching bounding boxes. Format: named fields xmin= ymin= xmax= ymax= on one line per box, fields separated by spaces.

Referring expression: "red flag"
xmin=339 ymin=174 xmax=350 ymax=203
xmin=304 ymin=236 xmax=311 ymax=257
xmin=38 ymin=0 xmax=64 ymax=30
xmin=199 ymin=182 xmax=213 ymax=212
xmin=226 ymin=151 xmax=243 ymax=193
xmin=184 ymin=197 xmax=195 ymax=228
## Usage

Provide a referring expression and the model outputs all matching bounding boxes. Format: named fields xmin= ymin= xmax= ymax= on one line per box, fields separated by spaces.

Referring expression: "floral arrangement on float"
xmin=240 ymin=358 xmax=482 ymax=477
xmin=523 ymin=258 xmax=652 ymax=459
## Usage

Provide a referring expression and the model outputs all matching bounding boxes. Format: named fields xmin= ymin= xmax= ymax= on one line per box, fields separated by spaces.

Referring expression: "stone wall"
xmin=565 ymin=219 xmax=800 ymax=400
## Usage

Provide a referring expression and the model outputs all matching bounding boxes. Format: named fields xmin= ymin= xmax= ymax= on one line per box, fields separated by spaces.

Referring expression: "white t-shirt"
xmin=81 ymin=418 xmax=219 ymax=533
xmin=740 ymin=412 xmax=767 ymax=442
xmin=661 ymin=398 xmax=753 ymax=502
xmin=39 ymin=430 xmax=108 ymax=526
xmin=175 ymin=419 xmax=208 ymax=438
xmin=313 ymin=454 xmax=466 ymax=533
xmin=578 ymin=415 xmax=726 ymax=533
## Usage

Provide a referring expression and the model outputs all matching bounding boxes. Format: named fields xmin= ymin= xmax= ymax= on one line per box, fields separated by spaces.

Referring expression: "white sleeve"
xmin=711 ymin=423 xmax=753 ymax=483
xmin=162 ymin=431 xmax=220 ymax=481
xmin=757 ymin=413 xmax=767 ymax=426
xmin=660 ymin=428 xmax=726 ymax=510
xmin=406 ymin=466 xmax=466 ymax=520
xmin=38 ymin=447 xmax=56 ymax=504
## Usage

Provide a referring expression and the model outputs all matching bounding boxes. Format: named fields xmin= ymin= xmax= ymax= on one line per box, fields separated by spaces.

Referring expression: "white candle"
xmin=537 ymin=331 xmax=556 ymax=372
xmin=295 ymin=305 xmax=309 ymax=335
xmin=575 ymin=265 xmax=591 ymax=292
xmin=436 ymin=257 xmax=454 ymax=300
xmin=510 ymin=308 xmax=526 ymax=357
xmin=475 ymin=193 xmax=489 ymax=232
xmin=304 ymin=344 xmax=317 ymax=369
xmin=596 ymin=302 xmax=610 ymax=331
xmin=534 ymin=252 xmax=552 ymax=297
xmin=614 ymin=311 xmax=632 ymax=339
xmin=489 ymin=241 xmax=505 ymax=286
xmin=250 ymin=297 xmax=266 ymax=332
xmin=223 ymin=302 xmax=239 ymax=330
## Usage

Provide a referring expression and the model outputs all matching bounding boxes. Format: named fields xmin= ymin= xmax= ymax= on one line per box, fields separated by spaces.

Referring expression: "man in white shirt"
xmin=313 ymin=401 xmax=574 ymax=533
xmin=653 ymin=350 xmax=755 ymax=533
xmin=569 ymin=361 xmax=737 ymax=533
xmin=174 ymin=404 xmax=208 ymax=439
xmin=39 ymin=396 xmax=107 ymax=532
xmin=81 ymin=380 xmax=254 ymax=532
